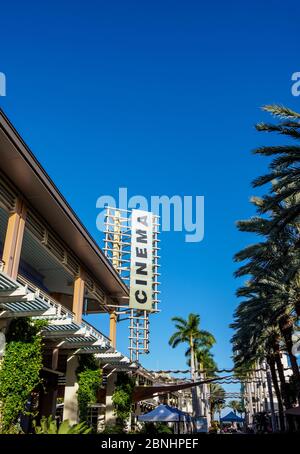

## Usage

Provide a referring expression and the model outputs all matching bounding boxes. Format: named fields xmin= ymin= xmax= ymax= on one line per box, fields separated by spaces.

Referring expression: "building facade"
xmin=0 ymin=109 xmax=138 ymax=429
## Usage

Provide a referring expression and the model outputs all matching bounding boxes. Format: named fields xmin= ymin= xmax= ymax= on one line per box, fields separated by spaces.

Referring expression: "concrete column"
xmin=72 ymin=269 xmax=85 ymax=323
xmin=2 ymin=198 xmax=27 ymax=279
xmin=109 ymin=312 xmax=117 ymax=349
xmin=63 ymin=354 xmax=79 ymax=425
xmin=105 ymin=372 xmax=117 ymax=426
xmin=0 ymin=319 xmax=9 ymax=361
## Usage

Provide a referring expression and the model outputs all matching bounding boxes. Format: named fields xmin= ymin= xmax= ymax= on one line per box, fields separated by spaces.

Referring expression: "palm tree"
xmin=231 ymin=104 xmax=300 ymax=432
xmin=169 ymin=314 xmax=215 ymax=382
xmin=185 ymin=344 xmax=218 ymax=421
xmin=231 ymin=288 xmax=288 ymax=431
xmin=253 ymin=104 xmax=300 ymax=234
xmin=228 ymin=400 xmax=240 ymax=414
xmin=169 ymin=314 xmax=215 ymax=416
xmin=216 ymin=400 xmax=226 ymax=425
xmin=185 ymin=344 xmax=217 ymax=377
xmin=235 ymin=401 xmax=245 ymax=418
xmin=210 ymin=383 xmax=226 ymax=422
xmin=234 ymin=201 xmax=300 ymax=392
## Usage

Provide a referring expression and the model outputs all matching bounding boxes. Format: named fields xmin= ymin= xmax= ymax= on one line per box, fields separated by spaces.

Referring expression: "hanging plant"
xmin=76 ymin=355 xmax=102 ymax=425
xmin=0 ymin=318 xmax=46 ymax=433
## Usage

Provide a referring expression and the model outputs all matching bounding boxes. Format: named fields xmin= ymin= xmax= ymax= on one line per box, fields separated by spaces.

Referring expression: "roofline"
xmin=0 ymin=108 xmax=129 ymax=299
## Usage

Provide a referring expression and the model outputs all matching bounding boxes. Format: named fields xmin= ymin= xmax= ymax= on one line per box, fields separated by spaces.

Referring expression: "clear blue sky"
xmin=1 ymin=1 xmax=299 ymax=393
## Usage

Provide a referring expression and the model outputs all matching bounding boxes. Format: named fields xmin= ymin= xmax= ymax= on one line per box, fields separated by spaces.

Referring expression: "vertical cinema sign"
xmin=129 ymin=210 xmax=153 ymax=311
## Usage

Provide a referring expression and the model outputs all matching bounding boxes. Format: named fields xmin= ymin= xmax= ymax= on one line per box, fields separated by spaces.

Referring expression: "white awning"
xmin=0 ymin=269 xmax=111 ymax=352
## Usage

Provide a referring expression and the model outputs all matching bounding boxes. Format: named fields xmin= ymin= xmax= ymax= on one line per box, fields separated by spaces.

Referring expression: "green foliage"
xmin=139 ymin=422 xmax=173 ymax=434
xmin=33 ymin=416 xmax=91 ymax=434
xmin=154 ymin=422 xmax=173 ymax=434
xmin=0 ymin=318 xmax=46 ymax=433
xmin=76 ymin=355 xmax=102 ymax=424
xmin=228 ymin=399 xmax=240 ymax=414
xmin=169 ymin=314 xmax=216 ymax=377
xmin=231 ymin=105 xmax=300 ymax=430
xmin=112 ymin=373 xmax=135 ymax=425
xmin=101 ymin=424 xmax=125 ymax=434
xmin=210 ymin=383 xmax=226 ymax=418
xmin=169 ymin=314 xmax=216 ymax=351
xmin=209 ymin=420 xmax=220 ymax=433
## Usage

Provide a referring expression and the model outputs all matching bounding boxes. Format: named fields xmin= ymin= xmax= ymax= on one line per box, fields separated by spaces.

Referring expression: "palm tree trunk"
xmin=197 ymin=359 xmax=205 ymax=417
xmin=268 ymin=356 xmax=285 ymax=432
xmin=190 ymin=337 xmax=195 ymax=380
xmin=274 ymin=351 xmax=290 ymax=409
xmin=279 ymin=319 xmax=300 ymax=388
xmin=190 ymin=336 xmax=200 ymax=418
xmin=210 ymin=389 xmax=214 ymax=421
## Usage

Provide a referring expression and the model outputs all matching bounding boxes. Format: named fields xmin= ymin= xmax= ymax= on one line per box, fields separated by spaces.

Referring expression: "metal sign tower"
xmin=103 ymin=206 xmax=160 ymax=362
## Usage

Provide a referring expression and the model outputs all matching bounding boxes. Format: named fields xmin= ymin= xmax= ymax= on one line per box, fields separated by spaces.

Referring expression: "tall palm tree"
xmin=235 ymin=401 xmax=245 ymax=418
xmin=228 ymin=400 xmax=240 ymax=414
xmin=169 ymin=314 xmax=215 ymax=382
xmin=216 ymin=400 xmax=226 ymax=425
xmin=210 ymin=383 xmax=226 ymax=422
xmin=185 ymin=344 xmax=218 ymax=421
xmin=169 ymin=313 xmax=215 ymax=416
xmin=231 ymin=104 xmax=300 ymax=432
xmin=231 ymin=296 xmax=287 ymax=431
xmin=253 ymin=104 xmax=300 ymax=234
xmin=185 ymin=344 xmax=217 ymax=376
xmin=234 ymin=202 xmax=300 ymax=391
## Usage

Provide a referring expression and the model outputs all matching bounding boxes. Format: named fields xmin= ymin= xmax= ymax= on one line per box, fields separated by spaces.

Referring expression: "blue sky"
xmin=1 ymin=0 xmax=299 ymax=395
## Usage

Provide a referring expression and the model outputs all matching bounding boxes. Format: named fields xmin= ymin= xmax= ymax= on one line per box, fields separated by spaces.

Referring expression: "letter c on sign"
xmin=135 ymin=290 xmax=147 ymax=304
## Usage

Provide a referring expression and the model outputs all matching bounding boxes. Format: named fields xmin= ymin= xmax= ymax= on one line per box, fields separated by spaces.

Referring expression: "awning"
xmin=0 ymin=272 xmax=19 ymax=291
xmin=0 ymin=269 xmax=111 ymax=353
xmin=220 ymin=411 xmax=244 ymax=422
xmin=133 ymin=375 xmax=230 ymax=402
xmin=96 ymin=351 xmax=139 ymax=371
xmin=285 ymin=406 xmax=300 ymax=416
xmin=138 ymin=404 xmax=191 ymax=422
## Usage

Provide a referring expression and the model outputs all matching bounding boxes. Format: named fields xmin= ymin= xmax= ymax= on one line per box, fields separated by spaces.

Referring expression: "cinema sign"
xmin=129 ymin=209 xmax=153 ymax=311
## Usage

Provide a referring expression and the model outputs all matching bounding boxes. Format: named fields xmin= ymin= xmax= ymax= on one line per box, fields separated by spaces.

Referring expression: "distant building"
xmin=243 ymin=356 xmax=293 ymax=430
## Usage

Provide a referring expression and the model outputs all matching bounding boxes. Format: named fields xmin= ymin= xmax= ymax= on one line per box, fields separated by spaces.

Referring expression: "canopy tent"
xmin=133 ymin=375 xmax=230 ymax=402
xmin=285 ymin=406 xmax=300 ymax=416
xmin=137 ymin=404 xmax=191 ymax=422
xmin=220 ymin=411 xmax=244 ymax=423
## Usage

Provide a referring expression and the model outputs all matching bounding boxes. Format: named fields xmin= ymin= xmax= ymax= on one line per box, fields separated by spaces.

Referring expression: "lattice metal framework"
xmin=103 ymin=206 xmax=161 ymax=362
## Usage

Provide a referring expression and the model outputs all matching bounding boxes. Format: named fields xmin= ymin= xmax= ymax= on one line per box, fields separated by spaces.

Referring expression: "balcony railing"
xmin=16 ymin=273 xmax=111 ymax=348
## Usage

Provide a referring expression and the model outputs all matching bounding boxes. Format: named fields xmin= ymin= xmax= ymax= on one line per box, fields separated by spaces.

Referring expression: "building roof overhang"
xmin=0 ymin=109 xmax=128 ymax=301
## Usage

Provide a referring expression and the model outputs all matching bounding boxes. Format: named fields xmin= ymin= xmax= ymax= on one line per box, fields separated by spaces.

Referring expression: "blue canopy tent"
xmin=138 ymin=404 xmax=191 ymax=422
xmin=220 ymin=411 xmax=244 ymax=423
xmin=137 ymin=404 xmax=193 ymax=434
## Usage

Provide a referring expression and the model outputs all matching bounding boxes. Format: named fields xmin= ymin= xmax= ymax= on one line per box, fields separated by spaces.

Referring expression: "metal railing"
xmin=17 ymin=273 xmax=111 ymax=346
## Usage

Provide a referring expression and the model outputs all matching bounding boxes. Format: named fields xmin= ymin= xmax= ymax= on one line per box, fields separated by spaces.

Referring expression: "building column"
xmin=72 ymin=269 xmax=85 ymax=323
xmin=2 ymin=198 xmax=27 ymax=279
xmin=63 ymin=354 xmax=79 ymax=425
xmin=109 ymin=312 xmax=117 ymax=349
xmin=0 ymin=319 xmax=10 ymax=360
xmin=105 ymin=371 xmax=117 ymax=426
